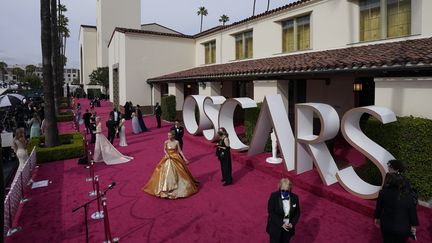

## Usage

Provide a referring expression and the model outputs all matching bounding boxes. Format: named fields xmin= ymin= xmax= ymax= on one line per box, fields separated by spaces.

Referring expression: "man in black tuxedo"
xmin=106 ymin=115 xmax=116 ymax=144
xmin=89 ymin=115 xmax=96 ymax=144
xmin=154 ymin=102 xmax=162 ymax=128
xmin=170 ymin=120 xmax=184 ymax=150
xmin=83 ymin=109 xmax=92 ymax=134
xmin=110 ymin=108 xmax=120 ymax=138
xmin=266 ymin=178 xmax=300 ymax=243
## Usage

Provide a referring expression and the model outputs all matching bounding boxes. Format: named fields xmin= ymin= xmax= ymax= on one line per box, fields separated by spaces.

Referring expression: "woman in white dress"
xmin=11 ymin=128 xmax=29 ymax=182
xmin=118 ymin=115 xmax=128 ymax=147
xmin=93 ymin=116 xmax=133 ymax=165
xmin=131 ymin=112 xmax=142 ymax=134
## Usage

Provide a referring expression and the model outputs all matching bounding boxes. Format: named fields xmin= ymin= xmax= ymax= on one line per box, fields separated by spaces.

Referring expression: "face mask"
xmin=281 ymin=190 xmax=289 ymax=198
xmin=218 ymin=132 xmax=223 ymax=136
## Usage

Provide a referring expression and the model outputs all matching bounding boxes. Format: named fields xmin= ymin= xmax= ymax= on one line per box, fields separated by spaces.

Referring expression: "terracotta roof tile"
xmin=148 ymin=37 xmax=432 ymax=83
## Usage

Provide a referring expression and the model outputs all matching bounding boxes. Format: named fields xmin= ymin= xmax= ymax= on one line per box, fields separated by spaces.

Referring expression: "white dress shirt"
xmin=281 ymin=194 xmax=290 ymax=223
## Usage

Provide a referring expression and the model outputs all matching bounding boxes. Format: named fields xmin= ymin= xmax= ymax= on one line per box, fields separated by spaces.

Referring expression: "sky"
xmin=0 ymin=0 xmax=297 ymax=68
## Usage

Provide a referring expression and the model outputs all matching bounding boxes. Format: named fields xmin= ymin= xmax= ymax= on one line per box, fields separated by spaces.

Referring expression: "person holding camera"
xmin=216 ymin=127 xmax=232 ymax=186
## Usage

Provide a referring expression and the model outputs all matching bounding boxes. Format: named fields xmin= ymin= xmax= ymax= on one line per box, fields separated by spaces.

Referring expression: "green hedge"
xmin=56 ymin=111 xmax=73 ymax=122
xmin=59 ymin=102 xmax=69 ymax=109
xmin=361 ymin=116 xmax=432 ymax=201
xmin=87 ymin=88 xmax=102 ymax=99
xmin=161 ymin=95 xmax=176 ymax=122
xmin=28 ymin=132 xmax=84 ymax=163
xmin=244 ymin=102 xmax=271 ymax=152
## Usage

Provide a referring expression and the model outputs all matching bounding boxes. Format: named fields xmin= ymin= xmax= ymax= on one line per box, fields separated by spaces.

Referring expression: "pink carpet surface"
xmin=6 ymin=100 xmax=432 ymax=243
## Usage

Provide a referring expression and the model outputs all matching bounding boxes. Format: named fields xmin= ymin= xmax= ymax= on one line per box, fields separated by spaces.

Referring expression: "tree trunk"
xmin=51 ymin=0 xmax=61 ymax=112
xmin=200 ymin=15 xmax=203 ymax=32
xmin=267 ymin=0 xmax=270 ymax=11
xmin=0 ymin=136 xmax=4 ymax=243
xmin=41 ymin=0 xmax=60 ymax=147
xmin=253 ymin=0 xmax=257 ymax=16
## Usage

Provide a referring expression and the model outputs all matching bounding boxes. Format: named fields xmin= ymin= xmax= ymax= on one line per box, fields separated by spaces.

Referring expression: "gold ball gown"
xmin=142 ymin=143 xmax=199 ymax=199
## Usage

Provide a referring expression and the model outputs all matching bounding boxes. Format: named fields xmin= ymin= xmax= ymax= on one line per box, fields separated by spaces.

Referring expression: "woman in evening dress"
xmin=118 ymin=115 xmax=128 ymax=147
xmin=93 ymin=116 xmax=133 ymax=165
xmin=11 ymin=128 xmax=29 ymax=182
xmin=142 ymin=131 xmax=199 ymax=199
xmin=131 ymin=112 xmax=142 ymax=134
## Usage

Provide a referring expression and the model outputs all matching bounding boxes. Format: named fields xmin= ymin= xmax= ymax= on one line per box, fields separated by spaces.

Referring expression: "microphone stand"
xmin=72 ymin=183 xmax=115 ymax=243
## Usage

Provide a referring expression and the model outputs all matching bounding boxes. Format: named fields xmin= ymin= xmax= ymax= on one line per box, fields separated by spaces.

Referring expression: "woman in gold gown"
xmin=142 ymin=131 xmax=199 ymax=199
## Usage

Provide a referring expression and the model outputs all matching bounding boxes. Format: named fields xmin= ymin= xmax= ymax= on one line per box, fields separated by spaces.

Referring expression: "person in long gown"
xmin=142 ymin=131 xmax=199 ymax=199
xmin=131 ymin=112 xmax=142 ymax=134
xmin=93 ymin=116 xmax=133 ymax=165
xmin=136 ymin=105 xmax=148 ymax=132
xmin=11 ymin=128 xmax=29 ymax=183
xmin=28 ymin=113 xmax=41 ymax=138
xmin=118 ymin=115 xmax=128 ymax=147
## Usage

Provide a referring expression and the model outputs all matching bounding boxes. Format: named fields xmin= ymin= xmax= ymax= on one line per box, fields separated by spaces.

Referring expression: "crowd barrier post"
xmin=101 ymin=194 xmax=119 ymax=243
xmin=6 ymin=199 xmax=22 ymax=237
xmin=90 ymin=176 xmax=104 ymax=220
xmin=19 ymin=173 xmax=30 ymax=204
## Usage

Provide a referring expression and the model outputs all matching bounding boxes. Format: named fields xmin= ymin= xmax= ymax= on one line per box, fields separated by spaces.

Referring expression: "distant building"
xmin=1 ymin=64 xmax=79 ymax=84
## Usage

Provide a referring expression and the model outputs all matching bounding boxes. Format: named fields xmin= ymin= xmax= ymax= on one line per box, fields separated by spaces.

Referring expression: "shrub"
xmin=87 ymin=88 xmax=102 ymax=99
xmin=56 ymin=111 xmax=73 ymax=122
xmin=74 ymin=87 xmax=86 ymax=98
xmin=59 ymin=102 xmax=69 ymax=109
xmin=361 ymin=116 xmax=432 ymax=201
xmin=244 ymin=102 xmax=271 ymax=152
xmin=28 ymin=132 xmax=84 ymax=163
xmin=161 ymin=95 xmax=176 ymax=122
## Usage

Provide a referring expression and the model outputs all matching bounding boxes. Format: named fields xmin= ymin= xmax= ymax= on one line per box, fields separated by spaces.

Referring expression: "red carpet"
xmin=6 ymin=100 xmax=432 ymax=243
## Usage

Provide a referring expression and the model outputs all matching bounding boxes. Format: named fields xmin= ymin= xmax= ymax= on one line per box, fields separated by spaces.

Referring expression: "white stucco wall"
xmin=108 ymin=32 xmax=195 ymax=107
xmin=79 ymin=27 xmax=98 ymax=93
xmin=194 ymin=0 xmax=430 ymax=67
xmin=375 ymin=77 xmax=432 ymax=119
xmin=96 ymin=0 xmax=141 ymax=68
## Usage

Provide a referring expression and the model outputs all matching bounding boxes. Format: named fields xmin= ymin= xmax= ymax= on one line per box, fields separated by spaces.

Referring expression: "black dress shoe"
xmin=223 ymin=182 xmax=232 ymax=186
xmin=221 ymin=179 xmax=225 ymax=182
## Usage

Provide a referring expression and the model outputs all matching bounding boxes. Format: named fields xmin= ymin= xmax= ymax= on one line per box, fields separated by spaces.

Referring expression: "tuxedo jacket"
xmin=375 ymin=188 xmax=419 ymax=235
xmin=155 ymin=105 xmax=162 ymax=116
xmin=106 ymin=120 xmax=116 ymax=135
xmin=266 ymin=191 xmax=300 ymax=238
xmin=170 ymin=126 xmax=184 ymax=141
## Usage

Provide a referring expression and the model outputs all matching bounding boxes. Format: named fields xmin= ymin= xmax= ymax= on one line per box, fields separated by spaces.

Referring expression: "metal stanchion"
xmin=91 ymin=176 xmax=104 ymax=220
xmin=101 ymin=194 xmax=119 ymax=243
xmin=86 ymin=152 xmax=94 ymax=182
xmin=88 ymin=161 xmax=97 ymax=197
xmin=19 ymin=173 xmax=30 ymax=204
xmin=6 ymin=199 xmax=22 ymax=236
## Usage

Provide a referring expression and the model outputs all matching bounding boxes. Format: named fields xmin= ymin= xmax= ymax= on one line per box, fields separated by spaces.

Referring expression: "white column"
xmin=198 ymin=82 xmax=221 ymax=96
xmin=152 ymin=83 xmax=161 ymax=105
xmin=168 ymin=82 xmax=184 ymax=111
xmin=253 ymin=80 xmax=289 ymax=112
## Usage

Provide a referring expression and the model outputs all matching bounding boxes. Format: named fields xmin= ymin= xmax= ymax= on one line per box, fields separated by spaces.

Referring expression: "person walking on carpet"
xmin=106 ymin=114 xmax=117 ymax=144
xmin=118 ymin=114 xmax=128 ymax=147
xmin=154 ymin=102 xmax=162 ymax=128
xmin=374 ymin=172 xmax=418 ymax=243
xmin=136 ymin=104 xmax=148 ymax=132
xmin=93 ymin=116 xmax=133 ymax=165
xmin=170 ymin=120 xmax=184 ymax=150
xmin=142 ymin=130 xmax=198 ymax=199
xmin=216 ymin=127 xmax=232 ymax=186
xmin=266 ymin=178 xmax=301 ymax=243
xmin=131 ymin=112 xmax=142 ymax=134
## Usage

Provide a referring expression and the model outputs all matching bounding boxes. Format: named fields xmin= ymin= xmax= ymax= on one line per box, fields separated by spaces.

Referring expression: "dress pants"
xmin=156 ymin=115 xmax=161 ymax=128
xmin=270 ymin=230 xmax=292 ymax=243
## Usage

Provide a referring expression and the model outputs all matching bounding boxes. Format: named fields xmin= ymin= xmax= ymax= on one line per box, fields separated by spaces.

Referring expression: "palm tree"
xmin=267 ymin=0 xmax=271 ymax=11
xmin=41 ymin=0 xmax=60 ymax=147
xmin=0 ymin=61 xmax=7 ymax=81
xmin=219 ymin=14 xmax=230 ymax=26
xmin=197 ymin=6 xmax=208 ymax=32
xmin=51 ymin=0 xmax=61 ymax=112
xmin=58 ymin=2 xmax=69 ymax=102
xmin=253 ymin=0 xmax=257 ymax=16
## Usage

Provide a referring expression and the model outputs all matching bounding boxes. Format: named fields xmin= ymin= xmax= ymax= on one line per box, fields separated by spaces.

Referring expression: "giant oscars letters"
xmin=182 ymin=95 xmax=396 ymax=199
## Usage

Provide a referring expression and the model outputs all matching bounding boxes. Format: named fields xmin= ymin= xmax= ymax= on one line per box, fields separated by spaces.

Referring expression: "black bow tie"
xmin=282 ymin=197 xmax=290 ymax=201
